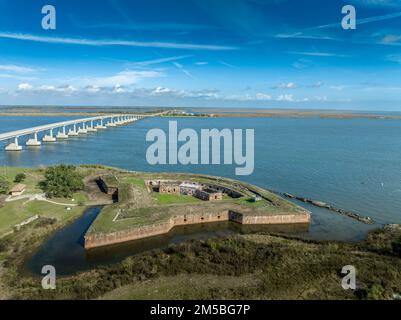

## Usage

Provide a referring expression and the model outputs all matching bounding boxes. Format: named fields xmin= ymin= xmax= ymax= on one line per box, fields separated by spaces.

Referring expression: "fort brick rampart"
xmin=84 ymin=210 xmax=310 ymax=249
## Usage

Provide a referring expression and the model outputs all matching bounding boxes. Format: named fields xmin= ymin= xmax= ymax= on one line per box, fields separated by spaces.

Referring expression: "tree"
xmin=0 ymin=176 xmax=10 ymax=194
xmin=14 ymin=173 xmax=26 ymax=183
xmin=41 ymin=165 xmax=84 ymax=198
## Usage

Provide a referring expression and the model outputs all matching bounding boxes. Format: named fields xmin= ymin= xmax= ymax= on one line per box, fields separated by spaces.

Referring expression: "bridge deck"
xmin=0 ymin=114 xmax=137 ymax=141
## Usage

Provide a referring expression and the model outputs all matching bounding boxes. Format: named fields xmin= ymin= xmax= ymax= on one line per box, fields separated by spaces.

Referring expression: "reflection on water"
xmin=86 ymin=222 xmax=309 ymax=262
xmin=26 ymin=207 xmax=309 ymax=276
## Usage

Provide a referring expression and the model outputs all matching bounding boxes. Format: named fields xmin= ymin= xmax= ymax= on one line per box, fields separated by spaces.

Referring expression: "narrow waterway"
xmin=26 ymin=206 xmax=309 ymax=276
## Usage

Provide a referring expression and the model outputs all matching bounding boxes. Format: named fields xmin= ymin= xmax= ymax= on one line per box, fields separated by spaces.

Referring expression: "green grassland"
xmin=0 ymin=200 xmax=86 ymax=235
xmin=154 ymin=193 xmax=202 ymax=204
xmin=0 ymin=167 xmax=44 ymax=193
xmin=100 ymin=274 xmax=260 ymax=300
xmin=121 ymin=177 xmax=146 ymax=188
xmin=0 ymin=166 xmax=88 ymax=236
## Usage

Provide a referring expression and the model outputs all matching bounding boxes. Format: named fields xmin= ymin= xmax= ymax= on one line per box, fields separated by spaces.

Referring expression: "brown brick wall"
xmin=85 ymin=210 xmax=310 ymax=249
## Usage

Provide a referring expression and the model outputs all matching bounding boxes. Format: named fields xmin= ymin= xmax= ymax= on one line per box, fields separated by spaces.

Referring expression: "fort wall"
xmin=84 ymin=210 xmax=310 ymax=249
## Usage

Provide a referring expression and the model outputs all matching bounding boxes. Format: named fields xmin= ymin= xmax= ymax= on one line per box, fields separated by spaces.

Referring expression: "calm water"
xmin=26 ymin=207 xmax=308 ymax=276
xmin=2 ymin=115 xmax=400 ymax=244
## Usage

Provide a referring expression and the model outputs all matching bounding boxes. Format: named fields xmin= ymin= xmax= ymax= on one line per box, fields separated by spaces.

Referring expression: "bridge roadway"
xmin=0 ymin=114 xmax=144 ymax=151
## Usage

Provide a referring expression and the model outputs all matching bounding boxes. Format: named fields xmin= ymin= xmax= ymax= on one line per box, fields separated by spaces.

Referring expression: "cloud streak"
xmin=0 ymin=64 xmax=36 ymax=73
xmin=288 ymin=51 xmax=348 ymax=57
xmin=129 ymin=55 xmax=193 ymax=67
xmin=0 ymin=32 xmax=237 ymax=51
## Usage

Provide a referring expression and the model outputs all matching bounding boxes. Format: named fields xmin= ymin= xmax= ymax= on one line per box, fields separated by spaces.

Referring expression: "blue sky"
xmin=1 ymin=0 xmax=401 ymax=110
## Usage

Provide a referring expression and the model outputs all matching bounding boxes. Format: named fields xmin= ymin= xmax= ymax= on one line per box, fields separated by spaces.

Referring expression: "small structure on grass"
xmin=194 ymin=188 xmax=223 ymax=201
xmin=251 ymin=195 xmax=262 ymax=202
xmin=159 ymin=181 xmax=181 ymax=194
xmin=10 ymin=184 xmax=26 ymax=196
xmin=179 ymin=181 xmax=201 ymax=195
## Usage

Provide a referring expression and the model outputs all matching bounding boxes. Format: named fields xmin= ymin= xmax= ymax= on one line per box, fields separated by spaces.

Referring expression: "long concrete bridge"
xmin=0 ymin=114 xmax=146 ymax=151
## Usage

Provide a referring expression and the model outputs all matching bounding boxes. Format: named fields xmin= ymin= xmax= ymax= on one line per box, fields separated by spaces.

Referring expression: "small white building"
xmin=10 ymin=184 xmax=26 ymax=196
xmin=251 ymin=195 xmax=262 ymax=202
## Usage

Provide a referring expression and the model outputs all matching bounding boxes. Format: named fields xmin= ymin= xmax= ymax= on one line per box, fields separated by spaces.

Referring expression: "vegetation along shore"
xmin=0 ymin=165 xmax=400 ymax=300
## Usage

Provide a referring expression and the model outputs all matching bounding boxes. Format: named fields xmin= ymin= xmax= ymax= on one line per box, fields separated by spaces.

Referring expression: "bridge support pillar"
xmin=95 ymin=119 xmax=106 ymax=129
xmin=26 ymin=132 xmax=41 ymax=146
xmin=5 ymin=137 xmax=22 ymax=151
xmin=87 ymin=120 xmax=97 ymax=132
xmin=106 ymin=118 xmax=116 ymax=127
xmin=56 ymin=126 xmax=68 ymax=139
xmin=95 ymin=119 xmax=106 ymax=130
xmin=43 ymin=128 xmax=56 ymax=142
xmin=78 ymin=122 xmax=88 ymax=134
xmin=68 ymin=124 xmax=78 ymax=136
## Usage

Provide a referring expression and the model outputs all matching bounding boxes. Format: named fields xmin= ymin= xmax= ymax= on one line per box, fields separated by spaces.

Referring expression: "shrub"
xmin=365 ymin=284 xmax=386 ymax=300
xmin=14 ymin=173 xmax=26 ymax=183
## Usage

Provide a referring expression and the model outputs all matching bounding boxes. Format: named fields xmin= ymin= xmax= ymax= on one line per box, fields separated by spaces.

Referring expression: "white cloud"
xmin=38 ymin=85 xmax=56 ymax=91
xmin=308 ymin=81 xmax=324 ymax=88
xmin=89 ymin=70 xmax=163 ymax=87
xmin=17 ymin=83 xmax=33 ymax=90
xmin=16 ymin=83 xmax=79 ymax=95
xmin=350 ymin=0 xmax=401 ymax=8
xmin=0 ymin=74 xmax=37 ymax=81
xmin=382 ymin=35 xmax=401 ymax=43
xmin=276 ymin=94 xmax=294 ymax=102
xmin=330 ymin=85 xmax=346 ymax=91
xmin=0 ymin=64 xmax=35 ymax=73
xmin=255 ymin=93 xmax=272 ymax=100
xmin=288 ymin=51 xmax=348 ymax=58
xmin=0 ymin=32 xmax=237 ymax=51
xmin=153 ymin=86 xmax=171 ymax=94
xmin=129 ymin=55 xmax=192 ymax=67
xmin=84 ymin=85 xmax=100 ymax=93
xmin=113 ymin=84 xmax=126 ymax=93
xmin=172 ymin=62 xmax=195 ymax=79
xmin=10 ymin=82 xmax=337 ymax=105
xmin=272 ymin=82 xmax=297 ymax=89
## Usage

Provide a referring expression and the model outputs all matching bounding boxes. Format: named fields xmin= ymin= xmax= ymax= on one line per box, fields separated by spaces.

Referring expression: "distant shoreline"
xmin=1 ymin=110 xmax=401 ymax=120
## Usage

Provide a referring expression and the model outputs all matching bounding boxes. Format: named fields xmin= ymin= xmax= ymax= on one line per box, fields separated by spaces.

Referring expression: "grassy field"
xmin=0 ymin=167 xmax=44 ymax=193
xmin=122 ymin=177 xmax=146 ymax=188
xmin=154 ymin=193 xmax=202 ymax=204
xmin=100 ymin=274 xmax=260 ymax=300
xmin=0 ymin=198 xmax=87 ymax=236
